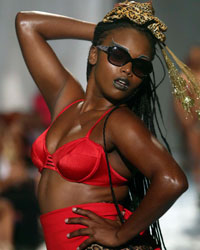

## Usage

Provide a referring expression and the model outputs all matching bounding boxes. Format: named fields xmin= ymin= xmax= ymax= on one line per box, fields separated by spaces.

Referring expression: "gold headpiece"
xmin=161 ymin=45 xmax=200 ymax=119
xmin=103 ymin=0 xmax=167 ymax=42
xmin=103 ymin=0 xmax=200 ymax=119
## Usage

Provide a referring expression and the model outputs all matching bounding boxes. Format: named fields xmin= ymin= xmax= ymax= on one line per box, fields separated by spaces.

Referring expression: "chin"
xmin=103 ymin=90 xmax=133 ymax=105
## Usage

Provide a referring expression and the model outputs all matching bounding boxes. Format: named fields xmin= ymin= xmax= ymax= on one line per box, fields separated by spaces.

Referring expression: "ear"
xmin=88 ymin=46 xmax=98 ymax=65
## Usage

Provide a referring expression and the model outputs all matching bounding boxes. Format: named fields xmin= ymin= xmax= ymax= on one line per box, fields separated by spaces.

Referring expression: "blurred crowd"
xmin=0 ymin=94 xmax=50 ymax=250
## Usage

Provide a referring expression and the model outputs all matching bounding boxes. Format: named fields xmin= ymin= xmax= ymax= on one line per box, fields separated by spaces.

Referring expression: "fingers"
xmin=66 ymin=207 xmax=125 ymax=226
xmin=65 ymin=216 xmax=90 ymax=226
xmin=65 ymin=207 xmax=105 ymax=227
xmin=71 ymin=207 xmax=104 ymax=221
xmin=78 ymin=237 xmax=95 ymax=250
xmin=67 ymin=228 xmax=92 ymax=239
xmin=72 ymin=207 xmax=125 ymax=221
xmin=67 ymin=227 xmax=95 ymax=250
xmin=65 ymin=207 xmax=124 ymax=250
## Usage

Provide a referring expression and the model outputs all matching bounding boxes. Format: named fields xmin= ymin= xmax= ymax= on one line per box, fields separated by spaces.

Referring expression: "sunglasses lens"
xmin=133 ymin=59 xmax=153 ymax=78
xmin=105 ymin=46 xmax=153 ymax=78
xmin=108 ymin=47 xmax=130 ymax=66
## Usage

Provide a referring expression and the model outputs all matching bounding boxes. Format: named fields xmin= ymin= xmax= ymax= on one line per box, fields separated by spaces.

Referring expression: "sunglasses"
xmin=96 ymin=45 xmax=153 ymax=78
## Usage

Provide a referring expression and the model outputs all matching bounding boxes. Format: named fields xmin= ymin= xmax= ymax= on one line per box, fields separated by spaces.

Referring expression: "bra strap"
xmin=52 ymin=99 xmax=84 ymax=125
xmin=86 ymin=107 xmax=114 ymax=138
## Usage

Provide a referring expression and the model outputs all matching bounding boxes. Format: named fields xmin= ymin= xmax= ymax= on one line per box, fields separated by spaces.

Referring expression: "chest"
xmin=46 ymin=109 xmax=107 ymax=155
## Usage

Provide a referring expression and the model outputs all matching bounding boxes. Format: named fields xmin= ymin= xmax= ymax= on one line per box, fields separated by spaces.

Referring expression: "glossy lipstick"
xmin=113 ymin=78 xmax=129 ymax=91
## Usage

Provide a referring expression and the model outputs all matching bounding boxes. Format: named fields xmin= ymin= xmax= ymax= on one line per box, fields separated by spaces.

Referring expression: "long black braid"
xmin=87 ymin=19 xmax=169 ymax=249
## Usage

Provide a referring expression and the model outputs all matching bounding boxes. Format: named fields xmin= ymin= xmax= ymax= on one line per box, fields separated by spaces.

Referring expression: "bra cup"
xmin=31 ymin=100 xmax=128 ymax=186
xmin=31 ymin=130 xmax=48 ymax=171
xmin=57 ymin=139 xmax=101 ymax=182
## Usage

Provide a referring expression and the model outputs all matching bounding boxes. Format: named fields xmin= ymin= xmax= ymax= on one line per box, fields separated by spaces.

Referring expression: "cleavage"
xmin=45 ymin=109 xmax=104 ymax=155
xmin=46 ymin=116 xmax=83 ymax=155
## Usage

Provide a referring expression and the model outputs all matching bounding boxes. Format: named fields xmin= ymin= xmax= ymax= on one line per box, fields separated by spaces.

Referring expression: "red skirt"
xmin=40 ymin=202 xmax=132 ymax=250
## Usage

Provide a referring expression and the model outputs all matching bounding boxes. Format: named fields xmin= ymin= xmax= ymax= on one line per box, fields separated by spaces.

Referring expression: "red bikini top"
xmin=31 ymin=100 xmax=128 ymax=186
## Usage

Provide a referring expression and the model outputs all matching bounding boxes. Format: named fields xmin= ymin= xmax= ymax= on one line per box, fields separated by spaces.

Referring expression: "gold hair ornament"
xmin=103 ymin=0 xmax=200 ymax=119
xmin=103 ymin=0 xmax=167 ymax=42
xmin=161 ymin=45 xmax=200 ymax=119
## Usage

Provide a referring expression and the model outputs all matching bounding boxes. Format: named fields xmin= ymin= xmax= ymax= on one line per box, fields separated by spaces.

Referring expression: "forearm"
xmin=15 ymin=11 xmax=95 ymax=41
xmin=118 ymin=172 xmax=188 ymax=243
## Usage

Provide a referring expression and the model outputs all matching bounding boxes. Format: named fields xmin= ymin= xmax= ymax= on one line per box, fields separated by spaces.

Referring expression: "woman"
xmin=15 ymin=1 xmax=188 ymax=250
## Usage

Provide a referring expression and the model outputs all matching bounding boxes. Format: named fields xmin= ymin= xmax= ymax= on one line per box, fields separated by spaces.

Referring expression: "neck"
xmin=81 ymin=78 xmax=114 ymax=113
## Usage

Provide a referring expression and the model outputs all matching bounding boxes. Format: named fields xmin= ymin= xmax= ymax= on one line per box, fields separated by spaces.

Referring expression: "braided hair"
xmin=87 ymin=19 xmax=168 ymax=249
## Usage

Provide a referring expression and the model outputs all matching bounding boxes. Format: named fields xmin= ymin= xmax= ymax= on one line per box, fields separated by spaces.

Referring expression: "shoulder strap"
xmin=86 ymin=107 xmax=114 ymax=138
xmin=51 ymin=99 xmax=84 ymax=125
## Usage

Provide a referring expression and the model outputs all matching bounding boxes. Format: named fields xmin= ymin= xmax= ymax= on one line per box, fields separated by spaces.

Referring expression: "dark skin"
xmin=16 ymin=11 xmax=188 ymax=249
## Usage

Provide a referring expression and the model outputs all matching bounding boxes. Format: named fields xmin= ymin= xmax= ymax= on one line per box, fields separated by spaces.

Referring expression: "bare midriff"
xmin=38 ymin=169 xmax=129 ymax=214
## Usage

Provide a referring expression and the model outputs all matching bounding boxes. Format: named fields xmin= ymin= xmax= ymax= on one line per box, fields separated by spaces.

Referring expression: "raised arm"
xmin=15 ymin=11 xmax=95 ymax=116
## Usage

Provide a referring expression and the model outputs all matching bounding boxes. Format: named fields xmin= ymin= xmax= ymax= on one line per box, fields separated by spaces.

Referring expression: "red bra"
xmin=31 ymin=100 xmax=128 ymax=186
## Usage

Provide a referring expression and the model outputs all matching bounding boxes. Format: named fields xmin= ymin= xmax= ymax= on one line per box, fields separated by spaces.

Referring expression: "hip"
xmin=40 ymin=202 xmax=132 ymax=250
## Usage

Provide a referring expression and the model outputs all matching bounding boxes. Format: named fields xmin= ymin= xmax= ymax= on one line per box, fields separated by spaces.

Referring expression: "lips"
xmin=113 ymin=78 xmax=129 ymax=91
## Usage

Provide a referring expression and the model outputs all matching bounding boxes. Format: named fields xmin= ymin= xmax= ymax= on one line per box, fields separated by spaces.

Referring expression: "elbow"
xmin=164 ymin=173 xmax=189 ymax=198
xmin=15 ymin=11 xmax=33 ymax=33
xmin=15 ymin=12 xmax=26 ymax=27
xmin=174 ymin=177 xmax=188 ymax=196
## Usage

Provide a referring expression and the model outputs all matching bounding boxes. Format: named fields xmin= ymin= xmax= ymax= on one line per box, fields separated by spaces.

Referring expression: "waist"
xmin=40 ymin=202 xmax=131 ymax=220
xmin=38 ymin=170 xmax=129 ymax=213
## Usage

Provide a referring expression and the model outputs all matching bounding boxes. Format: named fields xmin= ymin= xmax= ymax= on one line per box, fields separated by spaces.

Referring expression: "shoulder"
xmin=106 ymin=105 xmax=151 ymax=143
xmin=105 ymin=106 xmax=174 ymax=179
xmin=106 ymin=105 xmax=165 ymax=161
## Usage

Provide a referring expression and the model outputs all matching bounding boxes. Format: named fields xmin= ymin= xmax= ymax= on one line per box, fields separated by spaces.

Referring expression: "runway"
xmin=160 ymin=176 xmax=200 ymax=250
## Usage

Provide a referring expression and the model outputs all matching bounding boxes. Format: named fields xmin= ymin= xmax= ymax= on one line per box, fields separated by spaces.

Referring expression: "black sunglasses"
xmin=96 ymin=45 xmax=153 ymax=78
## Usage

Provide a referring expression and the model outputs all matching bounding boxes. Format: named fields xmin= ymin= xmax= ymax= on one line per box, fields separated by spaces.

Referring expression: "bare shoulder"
xmin=107 ymin=106 xmax=153 ymax=143
xmin=106 ymin=106 xmax=174 ymax=178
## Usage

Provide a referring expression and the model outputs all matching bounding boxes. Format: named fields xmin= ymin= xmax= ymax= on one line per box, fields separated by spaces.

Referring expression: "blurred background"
xmin=0 ymin=0 xmax=200 ymax=249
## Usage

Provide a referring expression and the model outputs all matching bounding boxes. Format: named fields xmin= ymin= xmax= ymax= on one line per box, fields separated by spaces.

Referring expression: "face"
xmin=90 ymin=27 xmax=153 ymax=102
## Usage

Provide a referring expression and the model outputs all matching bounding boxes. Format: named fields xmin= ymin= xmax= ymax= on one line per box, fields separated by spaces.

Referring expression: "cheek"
xmin=93 ymin=54 xmax=144 ymax=100
xmin=131 ymin=77 xmax=143 ymax=89
xmin=95 ymin=56 xmax=116 ymax=81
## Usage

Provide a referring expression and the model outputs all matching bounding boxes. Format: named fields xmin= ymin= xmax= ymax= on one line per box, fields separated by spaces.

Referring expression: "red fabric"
xmin=31 ymin=99 xmax=128 ymax=186
xmin=40 ymin=202 xmax=132 ymax=250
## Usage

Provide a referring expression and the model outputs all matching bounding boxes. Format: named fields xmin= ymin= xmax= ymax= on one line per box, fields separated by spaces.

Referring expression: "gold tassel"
xmin=161 ymin=46 xmax=200 ymax=119
xmin=102 ymin=0 xmax=200 ymax=119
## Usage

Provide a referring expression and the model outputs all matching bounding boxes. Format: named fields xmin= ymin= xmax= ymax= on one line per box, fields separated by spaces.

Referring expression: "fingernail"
xmin=77 ymin=247 xmax=80 ymax=250
xmin=72 ymin=207 xmax=77 ymax=212
xmin=66 ymin=233 xmax=70 ymax=238
xmin=65 ymin=218 xmax=69 ymax=223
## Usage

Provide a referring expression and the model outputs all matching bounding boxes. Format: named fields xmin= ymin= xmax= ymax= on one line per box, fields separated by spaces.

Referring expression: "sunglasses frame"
xmin=96 ymin=45 xmax=153 ymax=78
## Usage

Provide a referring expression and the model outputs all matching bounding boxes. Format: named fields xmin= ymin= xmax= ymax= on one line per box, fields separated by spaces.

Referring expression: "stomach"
xmin=37 ymin=169 xmax=129 ymax=214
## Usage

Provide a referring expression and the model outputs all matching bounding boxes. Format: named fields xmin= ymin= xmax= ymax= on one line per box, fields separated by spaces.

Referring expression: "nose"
xmin=120 ymin=62 xmax=133 ymax=77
